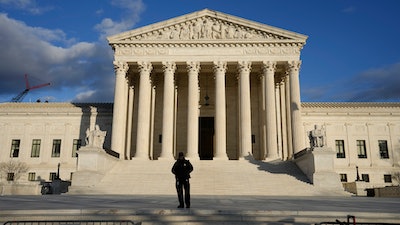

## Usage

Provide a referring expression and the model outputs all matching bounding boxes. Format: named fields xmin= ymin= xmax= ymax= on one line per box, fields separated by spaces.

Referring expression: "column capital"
xmin=237 ymin=61 xmax=252 ymax=73
xmin=262 ymin=61 xmax=277 ymax=73
xmin=213 ymin=61 xmax=227 ymax=73
xmin=113 ymin=61 xmax=129 ymax=74
xmin=137 ymin=61 xmax=153 ymax=73
xmin=162 ymin=61 xmax=177 ymax=73
xmin=287 ymin=60 xmax=302 ymax=73
xmin=186 ymin=61 xmax=200 ymax=73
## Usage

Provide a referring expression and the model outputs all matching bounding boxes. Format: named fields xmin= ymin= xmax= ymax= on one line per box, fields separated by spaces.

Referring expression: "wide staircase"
xmin=72 ymin=156 xmax=346 ymax=196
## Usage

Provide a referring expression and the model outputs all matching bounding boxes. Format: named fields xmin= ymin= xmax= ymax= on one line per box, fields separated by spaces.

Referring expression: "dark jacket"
xmin=172 ymin=159 xmax=193 ymax=180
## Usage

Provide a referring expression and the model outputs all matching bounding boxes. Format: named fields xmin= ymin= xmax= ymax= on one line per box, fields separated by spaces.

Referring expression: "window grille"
xmin=10 ymin=139 xmax=20 ymax=158
xmin=384 ymin=174 xmax=392 ymax=183
xmin=335 ymin=140 xmax=345 ymax=158
xmin=378 ymin=140 xmax=389 ymax=159
xmin=72 ymin=139 xmax=81 ymax=157
xmin=52 ymin=139 xmax=61 ymax=157
xmin=361 ymin=174 xmax=369 ymax=182
xmin=7 ymin=173 xmax=15 ymax=181
xmin=31 ymin=139 xmax=41 ymax=157
xmin=356 ymin=140 xmax=367 ymax=158
xmin=28 ymin=172 xmax=36 ymax=181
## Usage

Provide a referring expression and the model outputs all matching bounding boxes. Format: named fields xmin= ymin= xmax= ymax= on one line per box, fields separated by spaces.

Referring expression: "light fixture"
xmin=204 ymin=94 xmax=210 ymax=106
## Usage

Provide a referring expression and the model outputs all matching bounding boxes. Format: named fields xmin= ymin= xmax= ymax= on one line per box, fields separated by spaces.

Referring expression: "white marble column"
xmin=279 ymin=79 xmax=288 ymax=160
xmin=149 ymin=85 xmax=156 ymax=159
xmin=275 ymin=81 xmax=282 ymax=159
xmin=186 ymin=61 xmax=200 ymax=159
xmin=213 ymin=61 xmax=228 ymax=159
xmin=237 ymin=61 xmax=252 ymax=158
xmin=125 ymin=83 xmax=134 ymax=160
xmin=111 ymin=61 xmax=129 ymax=158
xmin=288 ymin=61 xmax=304 ymax=154
xmin=135 ymin=61 xmax=153 ymax=159
xmin=284 ymin=75 xmax=293 ymax=158
xmin=159 ymin=62 xmax=176 ymax=159
xmin=258 ymin=73 xmax=267 ymax=160
xmin=262 ymin=61 xmax=278 ymax=159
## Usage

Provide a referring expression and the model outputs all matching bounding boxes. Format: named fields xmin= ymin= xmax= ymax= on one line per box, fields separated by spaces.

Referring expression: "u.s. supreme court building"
xmin=1 ymin=9 xmax=399 ymax=196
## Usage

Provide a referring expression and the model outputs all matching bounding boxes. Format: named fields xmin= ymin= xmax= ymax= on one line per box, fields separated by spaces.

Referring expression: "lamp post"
xmin=356 ymin=166 xmax=361 ymax=181
xmin=56 ymin=163 xmax=60 ymax=180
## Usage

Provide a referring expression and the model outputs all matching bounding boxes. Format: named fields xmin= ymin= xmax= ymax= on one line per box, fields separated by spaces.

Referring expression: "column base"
xmin=264 ymin=156 xmax=281 ymax=162
xmin=212 ymin=156 xmax=229 ymax=160
xmin=131 ymin=157 xmax=150 ymax=161
xmin=157 ymin=156 xmax=174 ymax=161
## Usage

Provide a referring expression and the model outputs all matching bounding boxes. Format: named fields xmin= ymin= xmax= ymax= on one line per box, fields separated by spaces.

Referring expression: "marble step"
xmin=81 ymin=159 xmax=338 ymax=196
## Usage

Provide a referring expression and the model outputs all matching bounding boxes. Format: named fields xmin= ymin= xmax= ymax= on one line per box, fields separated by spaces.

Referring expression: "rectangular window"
xmin=361 ymin=174 xmax=370 ymax=182
xmin=28 ymin=172 xmax=36 ymax=181
xmin=49 ymin=172 xmax=57 ymax=181
xmin=335 ymin=140 xmax=346 ymax=158
xmin=31 ymin=139 xmax=41 ymax=157
xmin=10 ymin=139 xmax=20 ymax=158
xmin=51 ymin=139 xmax=61 ymax=157
xmin=357 ymin=140 xmax=367 ymax=158
xmin=72 ymin=139 xmax=82 ymax=157
xmin=384 ymin=174 xmax=392 ymax=183
xmin=7 ymin=173 xmax=15 ymax=181
xmin=379 ymin=140 xmax=389 ymax=159
xmin=339 ymin=174 xmax=347 ymax=182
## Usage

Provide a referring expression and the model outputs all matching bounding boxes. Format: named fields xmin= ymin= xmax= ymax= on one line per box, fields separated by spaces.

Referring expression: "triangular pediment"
xmin=108 ymin=9 xmax=307 ymax=44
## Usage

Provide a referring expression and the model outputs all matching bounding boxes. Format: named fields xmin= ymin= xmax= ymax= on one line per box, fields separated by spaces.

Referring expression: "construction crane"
xmin=11 ymin=74 xmax=50 ymax=102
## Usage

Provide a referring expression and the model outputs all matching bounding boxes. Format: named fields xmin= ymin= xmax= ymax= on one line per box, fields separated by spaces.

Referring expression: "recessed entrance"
xmin=198 ymin=117 xmax=214 ymax=160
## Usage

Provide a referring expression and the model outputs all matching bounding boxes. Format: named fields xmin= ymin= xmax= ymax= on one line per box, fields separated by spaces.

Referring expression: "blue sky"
xmin=0 ymin=0 xmax=399 ymax=103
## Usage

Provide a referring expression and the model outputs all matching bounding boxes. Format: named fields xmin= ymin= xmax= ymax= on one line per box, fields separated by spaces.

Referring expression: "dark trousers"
xmin=176 ymin=178 xmax=190 ymax=207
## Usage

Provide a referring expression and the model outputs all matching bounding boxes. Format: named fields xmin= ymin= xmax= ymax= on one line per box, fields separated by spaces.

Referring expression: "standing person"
xmin=171 ymin=152 xmax=193 ymax=208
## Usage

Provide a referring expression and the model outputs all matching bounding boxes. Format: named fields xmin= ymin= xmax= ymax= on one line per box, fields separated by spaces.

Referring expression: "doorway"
xmin=198 ymin=117 xmax=214 ymax=160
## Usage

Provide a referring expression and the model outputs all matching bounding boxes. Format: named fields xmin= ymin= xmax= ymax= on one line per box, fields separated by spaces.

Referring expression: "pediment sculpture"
xmin=122 ymin=17 xmax=289 ymax=41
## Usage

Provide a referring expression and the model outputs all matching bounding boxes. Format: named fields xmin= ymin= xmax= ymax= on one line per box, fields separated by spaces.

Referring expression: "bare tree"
xmin=0 ymin=161 xmax=29 ymax=182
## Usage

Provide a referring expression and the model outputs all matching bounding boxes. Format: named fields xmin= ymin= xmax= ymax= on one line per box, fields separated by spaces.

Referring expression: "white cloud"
xmin=75 ymin=90 xmax=96 ymax=101
xmin=95 ymin=0 xmax=145 ymax=39
xmin=0 ymin=13 xmax=115 ymax=103
xmin=346 ymin=62 xmax=400 ymax=101
xmin=302 ymin=62 xmax=400 ymax=102
xmin=0 ymin=0 xmax=51 ymax=15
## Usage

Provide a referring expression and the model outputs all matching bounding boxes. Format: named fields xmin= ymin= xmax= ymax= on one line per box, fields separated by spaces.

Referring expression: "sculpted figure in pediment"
xmin=191 ymin=18 xmax=203 ymax=39
xmin=128 ymin=17 xmax=286 ymax=41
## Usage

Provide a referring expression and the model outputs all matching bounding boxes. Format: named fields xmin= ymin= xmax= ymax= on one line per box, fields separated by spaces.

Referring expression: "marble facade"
xmin=0 ymin=10 xmax=399 ymax=194
xmin=108 ymin=9 xmax=307 ymax=161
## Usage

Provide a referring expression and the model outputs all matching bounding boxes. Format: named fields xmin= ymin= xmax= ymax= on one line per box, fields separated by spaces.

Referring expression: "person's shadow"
xmin=244 ymin=153 xmax=310 ymax=183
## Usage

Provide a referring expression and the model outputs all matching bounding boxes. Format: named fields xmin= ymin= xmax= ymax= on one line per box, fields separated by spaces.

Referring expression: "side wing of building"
xmin=301 ymin=102 xmax=400 ymax=187
xmin=0 ymin=103 xmax=113 ymax=183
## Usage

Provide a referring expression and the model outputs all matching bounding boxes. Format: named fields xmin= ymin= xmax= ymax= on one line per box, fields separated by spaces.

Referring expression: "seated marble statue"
xmin=309 ymin=125 xmax=326 ymax=148
xmin=85 ymin=125 xmax=106 ymax=149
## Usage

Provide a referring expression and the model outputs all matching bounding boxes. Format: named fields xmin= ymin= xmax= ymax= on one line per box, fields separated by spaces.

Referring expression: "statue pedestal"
xmin=70 ymin=146 xmax=119 ymax=191
xmin=295 ymin=147 xmax=344 ymax=192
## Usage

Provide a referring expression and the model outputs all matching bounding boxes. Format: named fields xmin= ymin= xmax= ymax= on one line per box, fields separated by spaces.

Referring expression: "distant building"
xmin=0 ymin=9 xmax=399 ymax=195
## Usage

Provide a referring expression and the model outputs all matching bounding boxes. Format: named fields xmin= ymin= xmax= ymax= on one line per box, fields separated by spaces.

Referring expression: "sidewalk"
xmin=1 ymin=195 xmax=400 ymax=224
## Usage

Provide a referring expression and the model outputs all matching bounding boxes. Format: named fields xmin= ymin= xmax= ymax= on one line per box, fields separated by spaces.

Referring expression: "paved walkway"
xmin=1 ymin=195 xmax=400 ymax=224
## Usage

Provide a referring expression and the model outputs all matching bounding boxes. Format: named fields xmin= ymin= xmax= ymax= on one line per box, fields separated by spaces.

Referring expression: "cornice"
xmin=301 ymin=102 xmax=400 ymax=109
xmin=0 ymin=102 xmax=113 ymax=114
xmin=110 ymin=41 xmax=305 ymax=49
